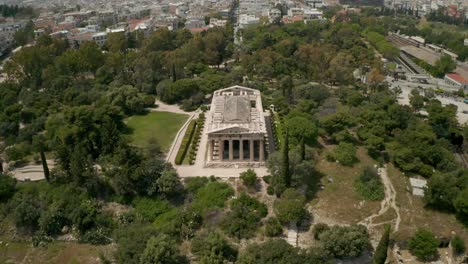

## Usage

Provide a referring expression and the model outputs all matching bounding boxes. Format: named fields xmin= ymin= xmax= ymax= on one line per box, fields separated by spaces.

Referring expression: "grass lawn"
xmin=125 ymin=111 xmax=188 ymax=152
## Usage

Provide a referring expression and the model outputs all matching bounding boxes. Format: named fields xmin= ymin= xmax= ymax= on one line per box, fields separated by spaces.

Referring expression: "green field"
xmin=125 ymin=111 xmax=188 ymax=152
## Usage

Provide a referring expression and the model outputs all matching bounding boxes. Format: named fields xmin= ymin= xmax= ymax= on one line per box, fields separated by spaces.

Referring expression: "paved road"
xmin=389 ymin=78 xmax=468 ymax=124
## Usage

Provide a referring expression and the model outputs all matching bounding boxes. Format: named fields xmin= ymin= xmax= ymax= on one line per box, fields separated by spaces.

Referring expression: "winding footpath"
xmin=358 ymin=165 xmax=401 ymax=233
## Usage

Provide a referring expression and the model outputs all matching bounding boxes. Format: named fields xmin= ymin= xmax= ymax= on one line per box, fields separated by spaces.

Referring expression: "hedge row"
xmin=175 ymin=119 xmax=197 ymax=165
xmin=272 ymin=111 xmax=284 ymax=151
xmin=188 ymin=113 xmax=205 ymax=165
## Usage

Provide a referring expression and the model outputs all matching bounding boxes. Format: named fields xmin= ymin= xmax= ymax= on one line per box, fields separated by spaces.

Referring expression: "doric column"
xmin=229 ymin=139 xmax=233 ymax=161
xmin=239 ymin=139 xmax=244 ymax=161
xmin=219 ymin=139 xmax=224 ymax=161
xmin=210 ymin=139 xmax=214 ymax=161
xmin=259 ymin=140 xmax=264 ymax=161
xmin=249 ymin=139 xmax=254 ymax=161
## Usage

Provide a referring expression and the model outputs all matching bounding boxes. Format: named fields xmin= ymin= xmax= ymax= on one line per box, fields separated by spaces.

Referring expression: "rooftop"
xmin=207 ymin=86 xmax=266 ymax=135
xmin=446 ymin=73 xmax=468 ymax=84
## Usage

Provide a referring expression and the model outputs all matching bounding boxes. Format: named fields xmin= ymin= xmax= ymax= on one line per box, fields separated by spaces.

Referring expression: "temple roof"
xmin=207 ymin=86 xmax=266 ymax=135
xmin=223 ymin=96 xmax=250 ymax=122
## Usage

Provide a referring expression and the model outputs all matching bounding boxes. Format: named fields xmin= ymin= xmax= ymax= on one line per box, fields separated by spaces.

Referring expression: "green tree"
xmin=140 ymin=234 xmax=186 ymax=264
xmin=264 ymin=217 xmax=283 ymax=237
xmin=237 ymin=239 xmax=305 ymax=264
xmin=334 ymin=142 xmax=357 ymax=166
xmin=191 ymin=231 xmax=237 ymax=263
xmin=433 ymin=55 xmax=456 ymax=77
xmin=285 ymin=116 xmax=318 ymax=161
xmin=454 ymin=188 xmax=468 ymax=222
xmin=0 ymin=174 xmax=16 ymax=201
xmin=273 ymin=188 xmax=306 ymax=224
xmin=408 ymin=229 xmax=439 ymax=261
xmin=221 ymin=192 xmax=268 ymax=239
xmin=451 ymin=235 xmax=465 ymax=255
xmin=105 ymin=32 xmax=128 ymax=53
xmin=373 ymin=225 xmax=391 ymax=264
xmin=319 ymin=225 xmax=370 ymax=258
xmin=156 ymin=169 xmax=183 ymax=197
xmin=282 ymin=129 xmax=290 ymax=187
xmin=240 ymin=169 xmax=257 ymax=188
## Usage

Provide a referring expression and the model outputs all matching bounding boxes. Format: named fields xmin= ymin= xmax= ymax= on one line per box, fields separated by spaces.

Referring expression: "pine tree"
xmin=373 ymin=224 xmax=391 ymax=264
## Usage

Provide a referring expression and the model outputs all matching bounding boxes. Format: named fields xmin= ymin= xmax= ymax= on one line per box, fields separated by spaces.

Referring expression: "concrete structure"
xmin=409 ymin=178 xmax=427 ymax=197
xmin=206 ymin=86 xmax=267 ymax=166
xmin=465 ymin=39 xmax=468 ymax=46
xmin=444 ymin=73 xmax=468 ymax=90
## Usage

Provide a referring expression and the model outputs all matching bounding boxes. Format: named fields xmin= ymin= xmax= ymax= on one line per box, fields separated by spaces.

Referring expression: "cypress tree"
xmin=40 ymin=148 xmax=50 ymax=182
xmin=373 ymin=224 xmax=391 ymax=264
xmin=172 ymin=63 xmax=177 ymax=82
xmin=282 ymin=129 xmax=290 ymax=187
xmin=300 ymin=137 xmax=305 ymax=161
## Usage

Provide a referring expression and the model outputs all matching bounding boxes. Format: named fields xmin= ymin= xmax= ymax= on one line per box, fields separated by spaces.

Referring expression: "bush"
xmin=408 ymin=229 xmax=439 ymax=261
xmin=273 ymin=188 xmax=306 ymax=224
xmin=354 ymin=167 xmax=384 ymax=201
xmin=312 ymin=223 xmax=329 ymax=240
xmin=175 ymin=120 xmax=197 ymax=165
xmin=0 ymin=174 xmax=16 ymax=201
xmin=264 ymin=217 xmax=283 ymax=237
xmin=451 ymin=235 xmax=465 ymax=255
xmin=240 ymin=169 xmax=257 ymax=187
xmin=184 ymin=177 xmax=209 ymax=194
xmin=334 ymin=142 xmax=357 ymax=166
xmin=132 ymin=197 xmax=172 ymax=222
xmin=221 ymin=192 xmax=268 ymax=239
xmin=319 ymin=225 xmax=370 ymax=258
xmin=191 ymin=231 xmax=237 ymax=262
xmin=80 ymin=228 xmax=111 ymax=245
xmin=192 ymin=181 xmax=234 ymax=214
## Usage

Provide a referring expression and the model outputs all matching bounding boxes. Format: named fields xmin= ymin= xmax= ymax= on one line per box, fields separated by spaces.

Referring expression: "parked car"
xmin=464 ymin=99 xmax=468 ymax=104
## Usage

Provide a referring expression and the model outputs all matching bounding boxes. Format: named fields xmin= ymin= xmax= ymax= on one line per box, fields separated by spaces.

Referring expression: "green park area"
xmin=126 ymin=111 xmax=188 ymax=152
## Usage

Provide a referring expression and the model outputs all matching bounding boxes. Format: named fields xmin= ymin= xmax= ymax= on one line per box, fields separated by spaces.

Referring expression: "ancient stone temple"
xmin=206 ymin=86 xmax=267 ymax=166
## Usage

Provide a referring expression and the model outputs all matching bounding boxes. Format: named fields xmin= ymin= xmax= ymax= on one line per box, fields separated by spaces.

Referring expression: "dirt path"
xmin=149 ymin=99 xmax=195 ymax=115
xmin=358 ymin=165 xmax=401 ymax=233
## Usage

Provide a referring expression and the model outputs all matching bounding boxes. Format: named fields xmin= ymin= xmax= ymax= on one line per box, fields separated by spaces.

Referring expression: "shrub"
xmin=175 ymin=120 xmax=197 ymax=165
xmin=264 ymin=217 xmax=283 ymax=237
xmin=262 ymin=175 xmax=272 ymax=184
xmin=312 ymin=223 xmax=329 ymax=240
xmin=221 ymin=192 xmax=268 ymax=239
xmin=451 ymin=235 xmax=465 ymax=255
xmin=191 ymin=231 xmax=237 ymax=262
xmin=240 ymin=169 xmax=257 ymax=187
xmin=408 ymin=229 xmax=439 ymax=261
xmin=132 ymin=197 xmax=172 ymax=222
xmin=273 ymin=188 xmax=306 ymax=224
xmin=334 ymin=142 xmax=357 ymax=166
xmin=0 ymin=174 xmax=16 ymax=201
xmin=184 ymin=177 xmax=209 ymax=194
xmin=354 ymin=167 xmax=384 ymax=201
xmin=80 ymin=228 xmax=111 ymax=245
xmin=192 ymin=181 xmax=234 ymax=214
xmin=320 ymin=225 xmax=370 ymax=258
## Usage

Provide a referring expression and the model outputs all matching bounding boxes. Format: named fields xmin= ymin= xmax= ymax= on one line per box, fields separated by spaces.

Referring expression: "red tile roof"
xmin=446 ymin=73 xmax=468 ymax=84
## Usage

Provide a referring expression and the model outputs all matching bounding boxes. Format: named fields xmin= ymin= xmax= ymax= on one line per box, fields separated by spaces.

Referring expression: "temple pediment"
xmin=208 ymin=126 xmax=251 ymax=134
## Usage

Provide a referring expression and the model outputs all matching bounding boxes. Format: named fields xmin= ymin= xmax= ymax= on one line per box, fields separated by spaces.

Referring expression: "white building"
xmin=305 ymin=0 xmax=324 ymax=8
xmin=239 ymin=14 xmax=260 ymax=29
xmin=464 ymin=39 xmax=468 ymax=46
xmin=445 ymin=73 xmax=468 ymax=90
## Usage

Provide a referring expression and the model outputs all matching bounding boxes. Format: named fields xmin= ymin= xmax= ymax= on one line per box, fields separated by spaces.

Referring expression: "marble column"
xmin=249 ymin=139 xmax=254 ymax=161
xmin=259 ymin=140 xmax=264 ymax=161
xmin=229 ymin=139 xmax=233 ymax=161
xmin=219 ymin=139 xmax=224 ymax=161
xmin=239 ymin=139 xmax=244 ymax=161
xmin=210 ymin=139 xmax=214 ymax=161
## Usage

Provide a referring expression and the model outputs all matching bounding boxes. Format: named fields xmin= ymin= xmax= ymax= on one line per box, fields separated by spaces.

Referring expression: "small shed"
xmin=409 ymin=178 xmax=427 ymax=197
